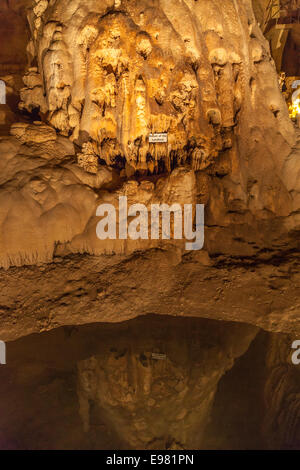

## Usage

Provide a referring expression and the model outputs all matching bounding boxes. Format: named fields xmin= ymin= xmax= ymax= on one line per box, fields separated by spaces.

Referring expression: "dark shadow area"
xmin=203 ymin=331 xmax=268 ymax=449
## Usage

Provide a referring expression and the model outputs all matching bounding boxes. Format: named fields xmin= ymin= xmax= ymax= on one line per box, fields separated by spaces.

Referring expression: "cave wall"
xmin=263 ymin=332 xmax=300 ymax=449
xmin=20 ymin=0 xmax=295 ymax=172
xmin=282 ymin=26 xmax=300 ymax=76
xmin=0 ymin=0 xmax=33 ymax=128
xmin=0 ymin=0 xmax=299 ymax=342
xmin=0 ymin=0 xmax=297 ymax=271
xmin=0 ymin=0 xmax=31 ymax=76
xmin=251 ymin=0 xmax=270 ymax=28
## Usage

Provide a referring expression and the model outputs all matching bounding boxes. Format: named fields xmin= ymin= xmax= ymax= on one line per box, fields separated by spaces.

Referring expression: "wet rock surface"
xmin=0 ymin=316 xmax=298 ymax=450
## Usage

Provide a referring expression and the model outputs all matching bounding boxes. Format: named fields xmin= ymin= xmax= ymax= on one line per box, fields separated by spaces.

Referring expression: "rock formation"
xmin=76 ymin=318 xmax=257 ymax=449
xmin=0 ymin=0 xmax=298 ymax=334
xmin=19 ymin=0 xmax=296 ymax=175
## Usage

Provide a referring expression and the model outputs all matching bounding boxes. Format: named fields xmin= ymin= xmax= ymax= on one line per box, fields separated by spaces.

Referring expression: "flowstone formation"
xmin=20 ymin=0 xmax=295 ymax=176
xmin=0 ymin=0 xmax=298 ymax=272
xmin=76 ymin=318 xmax=257 ymax=449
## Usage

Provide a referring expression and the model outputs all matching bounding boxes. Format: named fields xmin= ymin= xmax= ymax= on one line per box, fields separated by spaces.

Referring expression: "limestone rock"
xmin=17 ymin=0 xmax=295 ymax=177
xmin=10 ymin=122 xmax=57 ymax=143
xmin=77 ymin=142 xmax=99 ymax=174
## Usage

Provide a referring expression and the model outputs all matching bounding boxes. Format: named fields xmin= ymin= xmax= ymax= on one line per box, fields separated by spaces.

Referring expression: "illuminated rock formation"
xmin=0 ymin=0 xmax=298 ymax=339
xmin=19 ymin=0 xmax=295 ymax=176
xmin=0 ymin=0 xmax=298 ymax=270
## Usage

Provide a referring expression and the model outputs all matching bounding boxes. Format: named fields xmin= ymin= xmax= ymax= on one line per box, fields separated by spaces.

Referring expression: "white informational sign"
xmin=152 ymin=352 xmax=167 ymax=361
xmin=149 ymin=133 xmax=168 ymax=143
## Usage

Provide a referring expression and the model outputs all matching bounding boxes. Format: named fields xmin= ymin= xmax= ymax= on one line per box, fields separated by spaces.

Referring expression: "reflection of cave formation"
xmin=203 ymin=330 xmax=300 ymax=450
xmin=0 ymin=316 xmax=299 ymax=450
